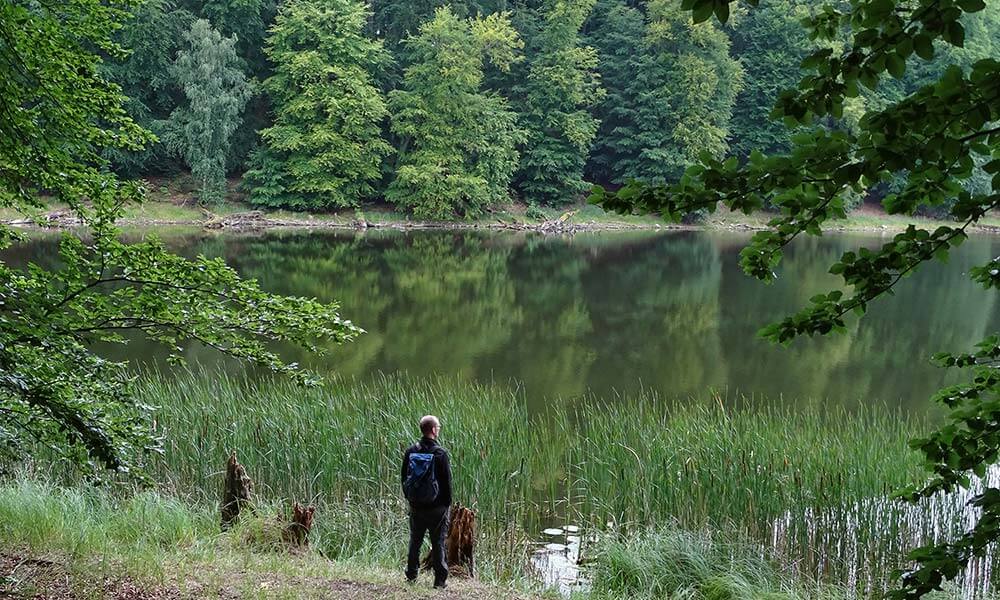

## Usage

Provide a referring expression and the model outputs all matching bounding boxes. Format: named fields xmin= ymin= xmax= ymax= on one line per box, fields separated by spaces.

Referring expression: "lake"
xmin=8 ymin=226 xmax=1000 ymax=413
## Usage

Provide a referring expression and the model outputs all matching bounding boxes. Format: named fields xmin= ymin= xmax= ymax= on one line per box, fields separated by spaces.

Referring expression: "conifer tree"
xmin=514 ymin=0 xmax=604 ymax=206
xmin=245 ymin=0 xmax=391 ymax=209
xmin=167 ymin=19 xmax=252 ymax=204
xmin=387 ymin=7 xmax=524 ymax=219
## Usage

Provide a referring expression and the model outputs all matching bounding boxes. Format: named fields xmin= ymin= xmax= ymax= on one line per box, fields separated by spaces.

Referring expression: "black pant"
xmin=406 ymin=505 xmax=450 ymax=585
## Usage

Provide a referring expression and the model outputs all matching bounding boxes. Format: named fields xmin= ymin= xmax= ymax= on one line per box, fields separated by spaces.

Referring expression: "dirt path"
xmin=0 ymin=553 xmax=537 ymax=600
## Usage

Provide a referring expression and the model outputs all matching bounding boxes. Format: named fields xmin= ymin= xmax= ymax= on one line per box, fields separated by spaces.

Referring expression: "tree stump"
xmin=282 ymin=502 xmax=316 ymax=547
xmin=220 ymin=451 xmax=253 ymax=530
xmin=423 ymin=504 xmax=476 ymax=577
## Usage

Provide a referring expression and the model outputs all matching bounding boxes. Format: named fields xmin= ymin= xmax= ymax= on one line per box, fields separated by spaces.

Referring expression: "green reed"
xmin=139 ymin=369 xmax=557 ymax=580
xmin=131 ymin=370 xmax=929 ymax=587
xmin=583 ymin=526 xmax=848 ymax=600
xmin=556 ymin=394 xmax=926 ymax=534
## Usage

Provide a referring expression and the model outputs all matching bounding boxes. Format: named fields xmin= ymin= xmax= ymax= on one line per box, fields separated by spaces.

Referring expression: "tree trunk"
xmin=220 ymin=451 xmax=253 ymax=530
xmin=282 ymin=502 xmax=316 ymax=547
xmin=423 ymin=504 xmax=476 ymax=577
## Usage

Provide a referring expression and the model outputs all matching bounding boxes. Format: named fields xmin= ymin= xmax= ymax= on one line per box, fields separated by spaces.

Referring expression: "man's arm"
xmin=439 ymin=450 xmax=453 ymax=506
xmin=401 ymin=447 xmax=410 ymax=488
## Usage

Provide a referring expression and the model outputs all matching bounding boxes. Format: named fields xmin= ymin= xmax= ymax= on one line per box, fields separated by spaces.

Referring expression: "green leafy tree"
xmin=587 ymin=0 xmax=742 ymax=186
xmin=185 ymin=0 xmax=279 ymax=171
xmin=102 ymin=0 xmax=194 ymax=176
xmin=0 ymin=0 xmax=359 ymax=476
xmin=165 ymin=19 xmax=252 ymax=204
xmin=725 ymin=0 xmax=814 ymax=158
xmin=514 ymin=0 xmax=604 ymax=206
xmin=387 ymin=7 xmax=524 ymax=219
xmin=594 ymin=0 xmax=1000 ymax=596
xmin=244 ymin=0 xmax=392 ymax=210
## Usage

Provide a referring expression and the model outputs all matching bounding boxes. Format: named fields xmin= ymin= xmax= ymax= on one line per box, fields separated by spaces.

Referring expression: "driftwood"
xmin=423 ymin=504 xmax=476 ymax=577
xmin=282 ymin=502 xmax=316 ymax=547
xmin=221 ymin=451 xmax=253 ymax=530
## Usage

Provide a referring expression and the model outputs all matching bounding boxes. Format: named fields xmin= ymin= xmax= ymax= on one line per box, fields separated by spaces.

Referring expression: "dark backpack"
xmin=403 ymin=451 xmax=439 ymax=504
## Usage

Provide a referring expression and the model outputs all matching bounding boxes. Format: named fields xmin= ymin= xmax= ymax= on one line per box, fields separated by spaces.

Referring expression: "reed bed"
xmin=122 ymin=370 xmax=939 ymax=590
xmin=138 ymin=370 xmax=555 ymax=580
xmin=557 ymin=395 xmax=926 ymax=532
xmin=583 ymin=526 xmax=848 ymax=600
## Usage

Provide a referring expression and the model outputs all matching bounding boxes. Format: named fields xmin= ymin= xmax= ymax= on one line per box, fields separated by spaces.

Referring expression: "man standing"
xmin=401 ymin=414 xmax=453 ymax=588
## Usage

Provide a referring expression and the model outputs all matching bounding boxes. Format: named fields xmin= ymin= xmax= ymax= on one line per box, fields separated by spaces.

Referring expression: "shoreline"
xmin=6 ymin=204 xmax=1000 ymax=236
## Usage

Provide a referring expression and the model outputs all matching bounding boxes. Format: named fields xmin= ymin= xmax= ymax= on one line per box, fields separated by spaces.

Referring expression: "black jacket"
xmin=401 ymin=436 xmax=453 ymax=509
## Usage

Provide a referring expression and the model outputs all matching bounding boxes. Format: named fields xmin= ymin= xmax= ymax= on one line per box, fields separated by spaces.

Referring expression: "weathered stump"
xmin=282 ymin=502 xmax=316 ymax=547
xmin=423 ymin=504 xmax=477 ymax=577
xmin=220 ymin=451 xmax=253 ymax=530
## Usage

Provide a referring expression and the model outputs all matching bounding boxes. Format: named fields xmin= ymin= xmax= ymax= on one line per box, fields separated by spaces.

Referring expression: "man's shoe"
xmin=406 ymin=577 xmax=417 ymax=585
xmin=433 ymin=582 xmax=447 ymax=590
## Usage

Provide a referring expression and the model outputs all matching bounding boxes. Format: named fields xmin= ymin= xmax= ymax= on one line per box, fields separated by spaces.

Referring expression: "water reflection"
xmin=6 ymin=228 xmax=1000 ymax=413
xmin=532 ymin=525 xmax=588 ymax=595
xmin=771 ymin=466 xmax=1000 ymax=598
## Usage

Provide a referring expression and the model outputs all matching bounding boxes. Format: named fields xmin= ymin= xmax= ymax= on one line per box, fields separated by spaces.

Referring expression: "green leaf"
xmin=886 ymin=53 xmax=906 ymax=78
xmin=913 ymin=34 xmax=934 ymax=60
xmin=691 ymin=0 xmax=715 ymax=23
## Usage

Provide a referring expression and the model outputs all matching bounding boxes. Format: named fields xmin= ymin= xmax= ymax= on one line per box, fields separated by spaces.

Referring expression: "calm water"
xmin=8 ymin=227 xmax=1000 ymax=413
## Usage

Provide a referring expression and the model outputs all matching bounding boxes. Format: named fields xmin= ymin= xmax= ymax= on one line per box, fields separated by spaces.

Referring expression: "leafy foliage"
xmin=104 ymin=0 xmax=274 ymax=176
xmin=586 ymin=0 xmax=742 ymax=186
xmin=387 ymin=7 xmax=524 ymax=219
xmin=165 ymin=19 xmax=252 ymax=204
xmin=244 ymin=0 xmax=392 ymax=210
xmin=513 ymin=0 xmax=604 ymax=206
xmin=0 ymin=0 xmax=360 ymax=477
xmin=101 ymin=0 xmax=194 ymax=176
xmin=725 ymin=0 xmax=815 ymax=158
xmin=594 ymin=0 xmax=1000 ymax=596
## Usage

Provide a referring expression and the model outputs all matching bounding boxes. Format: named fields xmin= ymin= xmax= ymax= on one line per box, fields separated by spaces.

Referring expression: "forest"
xmin=106 ymin=0 xmax=1000 ymax=219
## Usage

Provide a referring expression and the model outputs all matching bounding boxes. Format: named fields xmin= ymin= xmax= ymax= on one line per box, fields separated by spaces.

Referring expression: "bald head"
xmin=419 ymin=415 xmax=440 ymax=438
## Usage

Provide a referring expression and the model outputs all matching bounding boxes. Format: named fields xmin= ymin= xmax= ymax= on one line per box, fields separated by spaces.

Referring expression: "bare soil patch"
xmin=1 ymin=552 xmax=537 ymax=600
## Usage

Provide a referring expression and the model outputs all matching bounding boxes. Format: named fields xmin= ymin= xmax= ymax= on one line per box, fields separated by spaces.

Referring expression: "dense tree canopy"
xmin=585 ymin=0 xmax=742 ymax=186
xmin=725 ymin=0 xmax=814 ymax=158
xmin=87 ymin=0 xmax=1000 ymax=223
xmin=386 ymin=7 xmax=523 ymax=219
xmin=244 ymin=0 xmax=391 ymax=209
xmin=513 ymin=0 xmax=604 ymax=206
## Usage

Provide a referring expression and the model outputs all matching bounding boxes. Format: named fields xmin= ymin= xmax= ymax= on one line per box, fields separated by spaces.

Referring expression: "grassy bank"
xmin=119 ymin=372 xmax=932 ymax=590
xmin=0 ymin=480 xmax=971 ymax=599
xmin=5 ymin=372 xmax=957 ymax=596
xmin=0 ymin=478 xmax=540 ymax=599
xmin=0 ymin=478 xmax=861 ymax=600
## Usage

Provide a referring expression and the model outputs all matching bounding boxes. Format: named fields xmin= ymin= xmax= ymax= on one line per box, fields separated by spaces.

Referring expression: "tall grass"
xmin=117 ymin=370 xmax=931 ymax=590
xmin=583 ymin=526 xmax=848 ymax=600
xmin=138 ymin=370 xmax=558 ymax=580
xmin=0 ymin=478 xmax=212 ymax=580
xmin=558 ymin=395 xmax=925 ymax=531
